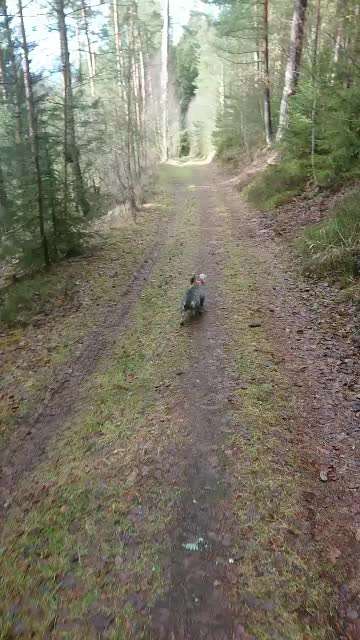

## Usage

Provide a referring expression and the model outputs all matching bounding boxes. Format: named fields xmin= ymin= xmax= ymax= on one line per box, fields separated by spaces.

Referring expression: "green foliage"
xmin=245 ymin=159 xmax=309 ymax=211
xmin=297 ymin=189 xmax=360 ymax=281
xmin=0 ymin=0 xmax=163 ymax=275
xmin=176 ymin=20 xmax=201 ymax=124
xmin=0 ymin=271 xmax=76 ymax=326
xmin=284 ymin=61 xmax=360 ymax=188
xmin=316 ymin=84 xmax=360 ymax=186
xmin=179 ymin=129 xmax=191 ymax=156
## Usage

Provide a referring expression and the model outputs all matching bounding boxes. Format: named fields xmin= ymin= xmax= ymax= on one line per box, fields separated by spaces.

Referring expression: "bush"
xmin=244 ymin=159 xmax=309 ymax=211
xmin=297 ymin=189 xmax=360 ymax=280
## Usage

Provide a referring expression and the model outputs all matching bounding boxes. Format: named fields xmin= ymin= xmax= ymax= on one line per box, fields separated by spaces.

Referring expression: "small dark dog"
xmin=180 ymin=273 xmax=207 ymax=325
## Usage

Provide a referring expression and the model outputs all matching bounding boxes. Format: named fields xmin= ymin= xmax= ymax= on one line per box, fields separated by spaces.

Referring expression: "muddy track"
xmin=151 ymin=172 xmax=242 ymax=638
xmin=0 ymin=232 xmax=169 ymax=513
xmin=150 ymin=164 xmax=357 ymax=638
xmin=2 ymin=164 xmax=358 ymax=638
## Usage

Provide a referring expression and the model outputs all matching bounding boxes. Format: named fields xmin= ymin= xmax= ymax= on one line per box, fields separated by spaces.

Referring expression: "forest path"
xmin=1 ymin=163 xmax=357 ymax=639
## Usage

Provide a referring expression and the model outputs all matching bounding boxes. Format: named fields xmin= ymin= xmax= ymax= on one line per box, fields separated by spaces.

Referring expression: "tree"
xmin=160 ymin=0 xmax=169 ymax=161
xmin=56 ymin=0 xmax=90 ymax=216
xmin=276 ymin=0 xmax=308 ymax=142
xmin=18 ymin=0 xmax=50 ymax=267
xmin=263 ymin=0 xmax=273 ymax=145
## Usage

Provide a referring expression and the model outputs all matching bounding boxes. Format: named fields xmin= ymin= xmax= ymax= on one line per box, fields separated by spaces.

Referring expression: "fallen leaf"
xmin=328 ymin=547 xmax=341 ymax=563
xmin=320 ymin=469 xmax=328 ymax=482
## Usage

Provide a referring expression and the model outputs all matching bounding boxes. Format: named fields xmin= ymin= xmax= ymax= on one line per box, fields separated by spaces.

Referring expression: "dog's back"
xmin=183 ymin=284 xmax=200 ymax=311
xmin=180 ymin=274 xmax=207 ymax=325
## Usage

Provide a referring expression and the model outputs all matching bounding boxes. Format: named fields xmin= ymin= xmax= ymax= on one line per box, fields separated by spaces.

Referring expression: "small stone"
xmin=234 ymin=623 xmax=255 ymax=640
xmin=59 ymin=574 xmax=77 ymax=589
xmin=328 ymin=547 xmax=341 ymax=564
xmin=320 ymin=469 xmax=328 ymax=482
xmin=347 ymin=608 xmax=359 ymax=621
xmin=222 ymin=535 xmax=231 ymax=547
xmin=89 ymin=612 xmax=114 ymax=633
xmin=13 ymin=620 xmax=27 ymax=636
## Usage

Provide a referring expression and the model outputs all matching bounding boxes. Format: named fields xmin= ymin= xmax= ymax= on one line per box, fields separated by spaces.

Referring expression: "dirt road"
xmin=1 ymin=163 xmax=359 ymax=639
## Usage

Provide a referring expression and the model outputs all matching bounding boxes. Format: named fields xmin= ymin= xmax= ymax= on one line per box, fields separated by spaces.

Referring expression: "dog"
xmin=180 ymin=273 xmax=207 ymax=325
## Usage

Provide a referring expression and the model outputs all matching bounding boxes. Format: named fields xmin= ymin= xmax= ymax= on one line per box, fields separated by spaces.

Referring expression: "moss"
xmin=297 ymin=188 xmax=360 ymax=281
xmin=220 ymin=229 xmax=337 ymax=639
xmin=0 ymin=168 xmax=199 ymax=639
xmin=245 ymin=159 xmax=309 ymax=211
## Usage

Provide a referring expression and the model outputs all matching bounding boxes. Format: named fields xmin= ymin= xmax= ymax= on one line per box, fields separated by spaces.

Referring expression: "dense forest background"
xmin=0 ymin=0 xmax=359 ymax=278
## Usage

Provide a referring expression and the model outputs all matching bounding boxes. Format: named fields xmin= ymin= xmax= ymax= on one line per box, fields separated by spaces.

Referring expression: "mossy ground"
xmin=0 ymin=165 xmax=341 ymax=639
xmin=0 ymin=173 xmax=200 ymax=638
xmin=221 ymin=240 xmax=337 ymax=638
xmin=0 ymin=200 xmax=168 ymax=446
xmin=244 ymin=159 xmax=309 ymax=211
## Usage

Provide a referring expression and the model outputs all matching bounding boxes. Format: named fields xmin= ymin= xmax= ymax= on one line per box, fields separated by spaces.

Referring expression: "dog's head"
xmin=198 ymin=273 xmax=207 ymax=285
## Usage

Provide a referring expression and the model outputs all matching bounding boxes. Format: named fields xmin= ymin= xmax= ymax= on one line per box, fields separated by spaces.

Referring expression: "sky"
xmin=172 ymin=0 xmax=211 ymax=42
xmin=6 ymin=0 xmax=212 ymax=73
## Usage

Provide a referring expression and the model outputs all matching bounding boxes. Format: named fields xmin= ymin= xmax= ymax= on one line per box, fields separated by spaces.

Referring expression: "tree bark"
xmin=276 ymin=0 xmax=308 ymax=142
xmin=263 ymin=0 xmax=273 ymax=146
xmin=0 ymin=48 xmax=7 ymax=102
xmin=160 ymin=0 xmax=169 ymax=161
xmin=113 ymin=0 xmax=124 ymax=97
xmin=80 ymin=0 xmax=95 ymax=97
xmin=0 ymin=163 xmax=9 ymax=220
xmin=56 ymin=0 xmax=90 ymax=216
xmin=18 ymin=0 xmax=50 ymax=266
xmin=311 ymin=0 xmax=321 ymax=183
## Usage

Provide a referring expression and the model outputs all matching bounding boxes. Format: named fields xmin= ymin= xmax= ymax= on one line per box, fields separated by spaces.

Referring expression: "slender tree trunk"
xmin=45 ymin=143 xmax=58 ymax=257
xmin=0 ymin=48 xmax=7 ymax=102
xmin=160 ymin=0 xmax=169 ymax=161
xmin=18 ymin=0 xmax=50 ymax=267
xmin=253 ymin=2 xmax=261 ymax=82
xmin=333 ymin=3 xmax=342 ymax=67
xmin=80 ymin=0 xmax=95 ymax=97
xmin=263 ymin=0 xmax=273 ymax=146
xmin=75 ymin=19 xmax=83 ymax=84
xmin=138 ymin=38 xmax=147 ymax=166
xmin=0 ymin=163 xmax=9 ymax=219
xmin=311 ymin=0 xmax=321 ymax=184
xmin=124 ymin=13 xmax=138 ymax=219
xmin=113 ymin=0 xmax=123 ymax=97
xmin=276 ymin=0 xmax=308 ymax=142
xmin=56 ymin=0 xmax=90 ymax=216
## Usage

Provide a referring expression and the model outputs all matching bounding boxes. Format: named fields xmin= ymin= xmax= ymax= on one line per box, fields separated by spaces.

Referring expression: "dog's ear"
xmin=190 ymin=274 xmax=196 ymax=284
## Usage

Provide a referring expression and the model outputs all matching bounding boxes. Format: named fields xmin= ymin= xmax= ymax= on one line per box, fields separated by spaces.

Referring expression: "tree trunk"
xmin=0 ymin=163 xmax=9 ymax=220
xmin=45 ymin=142 xmax=58 ymax=257
xmin=56 ymin=0 xmax=90 ymax=216
xmin=263 ymin=0 xmax=273 ymax=146
xmin=311 ymin=0 xmax=321 ymax=184
xmin=18 ymin=0 xmax=50 ymax=267
xmin=113 ymin=0 xmax=124 ymax=97
xmin=276 ymin=0 xmax=308 ymax=142
xmin=80 ymin=0 xmax=95 ymax=97
xmin=75 ymin=18 xmax=83 ymax=85
xmin=160 ymin=0 xmax=169 ymax=161
xmin=0 ymin=48 xmax=7 ymax=102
